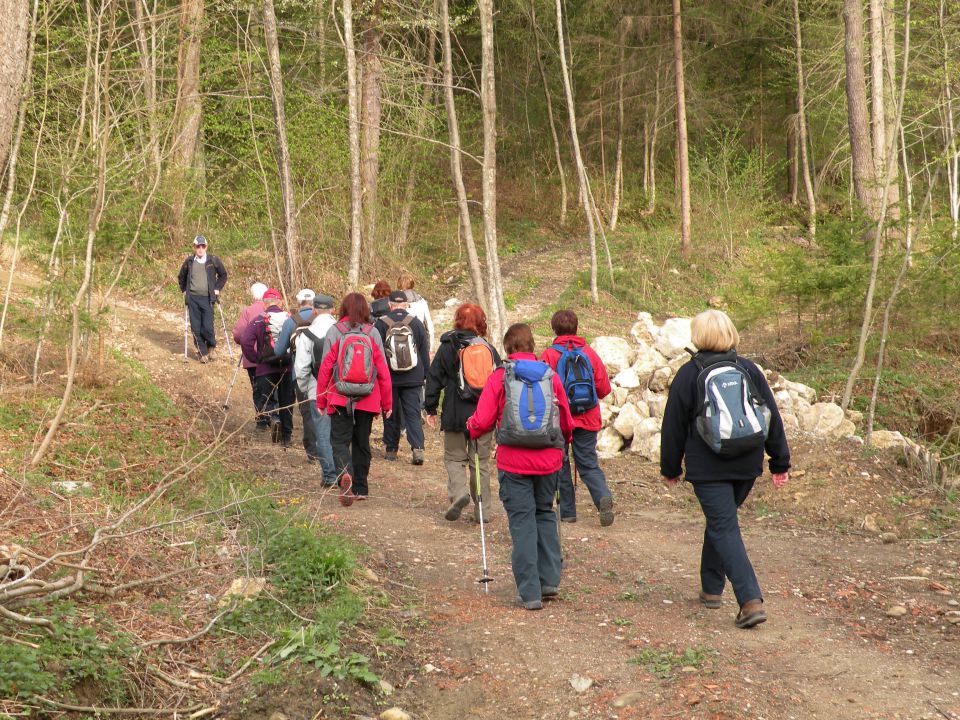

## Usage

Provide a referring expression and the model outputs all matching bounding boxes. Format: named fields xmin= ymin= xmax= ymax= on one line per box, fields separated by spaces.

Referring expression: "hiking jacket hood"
xmin=315 ymin=321 xmax=393 ymax=415
xmin=467 ymin=352 xmax=574 ymax=475
xmin=373 ymin=309 xmax=430 ymax=388
xmin=540 ymin=335 xmax=612 ymax=432
xmin=239 ymin=303 xmax=291 ymax=377
xmin=659 ymin=351 xmax=791 ymax=482
xmin=233 ymin=299 xmax=265 ymax=369
xmin=294 ymin=312 xmax=337 ymax=399
xmin=177 ymin=254 xmax=228 ymax=301
xmin=424 ymin=329 xmax=502 ymax=432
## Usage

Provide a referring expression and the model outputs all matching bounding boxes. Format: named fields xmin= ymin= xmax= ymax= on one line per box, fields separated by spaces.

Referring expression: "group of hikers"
xmin=178 ymin=237 xmax=791 ymax=629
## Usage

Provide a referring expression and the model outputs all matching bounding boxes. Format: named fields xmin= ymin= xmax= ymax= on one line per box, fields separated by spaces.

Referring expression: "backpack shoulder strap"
xmin=382 ymin=316 xmax=397 ymax=329
xmin=301 ymin=328 xmax=319 ymax=344
xmin=399 ymin=314 xmax=414 ymax=327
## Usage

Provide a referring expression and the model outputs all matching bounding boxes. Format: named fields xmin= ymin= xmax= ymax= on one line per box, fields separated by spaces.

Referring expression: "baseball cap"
xmin=296 ymin=288 xmax=315 ymax=304
xmin=250 ymin=282 xmax=267 ymax=300
xmin=388 ymin=290 xmax=408 ymax=303
xmin=262 ymin=288 xmax=282 ymax=302
xmin=313 ymin=294 xmax=334 ymax=310
xmin=192 ymin=235 xmax=207 ymax=246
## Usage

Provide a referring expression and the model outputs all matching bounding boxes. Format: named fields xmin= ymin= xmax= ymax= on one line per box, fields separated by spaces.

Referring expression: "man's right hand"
xmin=425 ymin=414 xmax=437 ymax=430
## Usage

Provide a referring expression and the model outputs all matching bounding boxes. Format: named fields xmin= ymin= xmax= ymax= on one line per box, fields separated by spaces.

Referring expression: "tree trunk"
xmin=787 ymin=107 xmax=798 ymax=203
xmin=556 ymin=0 xmax=599 ymax=302
xmin=609 ymin=18 xmax=628 ymax=232
xmin=342 ymin=0 xmax=363 ymax=288
xmin=843 ymin=0 xmax=880 ymax=218
xmin=869 ymin=0 xmax=886 ymax=185
xmin=672 ymin=0 xmax=691 ymax=257
xmin=0 ymin=0 xmax=30 ymax=178
xmin=263 ymin=0 xmax=301 ymax=288
xmin=939 ymin=0 xmax=958 ymax=238
xmin=478 ymin=0 xmax=506 ymax=338
xmin=882 ymin=0 xmax=900 ymax=217
xmin=168 ymin=0 xmax=203 ymax=245
xmin=360 ymin=2 xmax=382 ymax=262
xmin=531 ymin=2 xmax=567 ymax=226
xmin=792 ymin=0 xmax=817 ymax=238
xmin=439 ymin=0 xmax=486 ymax=304
xmin=646 ymin=56 xmax=661 ymax=216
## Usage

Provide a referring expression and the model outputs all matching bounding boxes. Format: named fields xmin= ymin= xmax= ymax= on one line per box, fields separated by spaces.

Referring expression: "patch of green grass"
xmin=628 ymin=645 xmax=712 ymax=680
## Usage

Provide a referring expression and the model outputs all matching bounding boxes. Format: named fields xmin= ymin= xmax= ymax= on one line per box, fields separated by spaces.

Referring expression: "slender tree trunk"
xmin=342 ymin=0 xmax=363 ymax=288
xmin=843 ymin=0 xmax=880 ymax=218
xmin=882 ymin=0 xmax=900 ymax=217
xmin=869 ymin=0 xmax=886 ymax=185
xmin=609 ymin=18 xmax=628 ymax=232
xmin=532 ymin=4 xmax=567 ymax=226
xmin=478 ymin=0 xmax=506 ymax=337
xmin=0 ymin=0 xmax=31 ymax=177
xmin=168 ymin=0 xmax=203 ymax=245
xmin=672 ymin=0 xmax=691 ymax=257
xmin=939 ymin=0 xmax=959 ymax=238
xmin=555 ymin=0 xmax=599 ymax=302
xmin=439 ymin=0 xmax=485 ymax=304
xmin=263 ymin=0 xmax=301 ymax=288
xmin=360 ymin=2 xmax=382 ymax=262
xmin=792 ymin=0 xmax=817 ymax=238
xmin=787 ymin=106 xmax=798 ymax=203
xmin=646 ymin=57 xmax=661 ymax=216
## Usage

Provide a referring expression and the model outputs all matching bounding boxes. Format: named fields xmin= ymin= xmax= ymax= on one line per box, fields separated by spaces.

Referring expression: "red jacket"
xmin=315 ymin=325 xmax=393 ymax=416
xmin=467 ymin=352 xmax=574 ymax=475
xmin=539 ymin=335 xmax=612 ymax=432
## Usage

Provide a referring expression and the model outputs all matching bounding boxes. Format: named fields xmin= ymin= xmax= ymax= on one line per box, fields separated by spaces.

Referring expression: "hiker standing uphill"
xmin=315 ymin=293 xmax=393 ymax=505
xmin=467 ymin=323 xmax=574 ymax=611
xmin=295 ymin=294 xmax=338 ymax=487
xmin=425 ymin=303 xmax=501 ymax=522
xmin=369 ymin=280 xmax=391 ymax=321
xmin=239 ymin=289 xmax=294 ymax=447
xmin=396 ymin=272 xmax=435 ymax=352
xmin=233 ymin=282 xmax=273 ymax=430
xmin=660 ymin=309 xmax=790 ymax=629
xmin=176 ymin=235 xmax=228 ymax=362
xmin=374 ymin=290 xmax=430 ymax=465
xmin=540 ymin=310 xmax=616 ymax=527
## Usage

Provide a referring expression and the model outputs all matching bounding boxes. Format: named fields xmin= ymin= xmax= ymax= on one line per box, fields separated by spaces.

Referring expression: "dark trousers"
xmin=255 ymin=372 xmax=294 ymax=440
xmin=295 ymin=387 xmax=318 ymax=458
xmin=692 ymin=479 xmax=762 ymax=607
xmin=330 ymin=407 xmax=375 ymax=496
xmin=247 ymin=367 xmax=276 ymax=427
xmin=186 ymin=293 xmax=217 ymax=355
xmin=499 ymin=470 xmax=563 ymax=603
xmin=383 ymin=384 xmax=424 ymax=452
xmin=558 ymin=428 xmax=612 ymax=519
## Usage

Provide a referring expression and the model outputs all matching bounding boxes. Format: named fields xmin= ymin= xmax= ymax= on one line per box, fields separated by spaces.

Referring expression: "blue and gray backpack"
xmin=693 ymin=351 xmax=771 ymax=458
xmin=551 ymin=342 xmax=598 ymax=415
xmin=496 ymin=360 xmax=564 ymax=449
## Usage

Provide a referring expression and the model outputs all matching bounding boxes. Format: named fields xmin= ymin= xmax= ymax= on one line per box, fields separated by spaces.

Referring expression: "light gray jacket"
xmin=294 ymin=313 xmax=337 ymax=399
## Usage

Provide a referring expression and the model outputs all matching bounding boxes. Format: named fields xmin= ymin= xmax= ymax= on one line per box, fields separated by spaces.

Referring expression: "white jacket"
xmin=295 ymin=312 xmax=337 ymax=399
xmin=406 ymin=296 xmax=435 ymax=352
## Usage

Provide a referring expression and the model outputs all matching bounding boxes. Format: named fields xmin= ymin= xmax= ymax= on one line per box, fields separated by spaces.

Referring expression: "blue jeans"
xmin=558 ymin=428 xmax=612 ymax=519
xmin=499 ymin=470 xmax=562 ymax=603
xmin=308 ymin=400 xmax=337 ymax=485
xmin=384 ymin=384 xmax=424 ymax=451
xmin=692 ymin=479 xmax=762 ymax=607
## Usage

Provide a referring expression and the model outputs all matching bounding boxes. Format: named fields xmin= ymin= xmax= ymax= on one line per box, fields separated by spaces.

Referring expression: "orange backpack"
xmin=457 ymin=337 xmax=495 ymax=400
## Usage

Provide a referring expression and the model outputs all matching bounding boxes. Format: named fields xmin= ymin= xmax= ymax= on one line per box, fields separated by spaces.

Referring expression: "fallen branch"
xmin=35 ymin=697 xmax=204 ymax=716
xmin=139 ymin=605 xmax=234 ymax=649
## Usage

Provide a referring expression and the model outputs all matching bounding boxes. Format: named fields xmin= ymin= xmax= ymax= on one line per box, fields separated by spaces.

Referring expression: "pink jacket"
xmin=315 ymin=325 xmax=393 ymax=416
xmin=233 ymin=300 xmax=265 ymax=369
xmin=539 ymin=335 xmax=612 ymax=432
xmin=467 ymin=352 xmax=574 ymax=475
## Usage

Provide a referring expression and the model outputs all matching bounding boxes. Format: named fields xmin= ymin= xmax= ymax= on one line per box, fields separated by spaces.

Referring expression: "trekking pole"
xmin=222 ymin=356 xmax=242 ymax=410
xmin=555 ymin=487 xmax=565 ymax=570
xmin=216 ymin=301 xmax=235 ymax=360
xmin=472 ymin=438 xmax=493 ymax=593
xmin=183 ymin=307 xmax=189 ymax=362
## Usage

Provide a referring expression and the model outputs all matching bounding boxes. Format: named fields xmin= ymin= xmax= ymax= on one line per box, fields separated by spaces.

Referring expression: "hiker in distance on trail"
xmin=467 ymin=323 xmax=574 ymax=611
xmin=425 ymin=303 xmax=501 ymax=523
xmin=396 ymin=272 xmax=435 ymax=352
xmin=374 ymin=290 xmax=430 ymax=466
xmin=660 ymin=309 xmax=790 ymax=630
xmin=541 ymin=309 xmax=616 ymax=528
xmin=177 ymin=235 xmax=228 ymax=363
xmin=233 ymin=282 xmax=275 ymax=431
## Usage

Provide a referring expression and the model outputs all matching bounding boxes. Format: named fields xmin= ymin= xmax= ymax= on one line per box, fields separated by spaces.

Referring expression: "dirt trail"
xmin=103 ymin=259 xmax=960 ymax=720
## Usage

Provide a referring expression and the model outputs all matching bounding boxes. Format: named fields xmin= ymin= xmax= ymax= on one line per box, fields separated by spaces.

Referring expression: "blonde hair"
xmin=691 ymin=309 xmax=740 ymax=352
xmin=396 ymin=272 xmax=415 ymax=291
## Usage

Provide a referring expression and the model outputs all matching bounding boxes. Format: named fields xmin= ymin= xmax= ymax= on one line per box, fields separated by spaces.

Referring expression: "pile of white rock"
xmin=589 ymin=313 xmax=943 ymax=480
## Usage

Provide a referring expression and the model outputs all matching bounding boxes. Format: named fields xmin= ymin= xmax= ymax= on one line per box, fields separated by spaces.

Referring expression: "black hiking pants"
xmin=186 ymin=293 xmax=217 ymax=356
xmin=255 ymin=372 xmax=293 ymax=441
xmin=330 ymin=407 xmax=374 ymax=497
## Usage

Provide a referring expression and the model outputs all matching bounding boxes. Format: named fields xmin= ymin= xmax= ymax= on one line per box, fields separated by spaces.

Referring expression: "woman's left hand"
xmin=661 ymin=476 xmax=680 ymax=487
xmin=772 ymin=472 xmax=789 ymax=488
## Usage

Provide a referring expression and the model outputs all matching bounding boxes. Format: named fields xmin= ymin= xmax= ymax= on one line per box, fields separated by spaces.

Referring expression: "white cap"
xmin=296 ymin=288 xmax=316 ymax=304
xmin=250 ymin=282 xmax=268 ymax=301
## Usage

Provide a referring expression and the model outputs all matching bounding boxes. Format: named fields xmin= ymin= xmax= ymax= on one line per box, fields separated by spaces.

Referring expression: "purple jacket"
xmin=233 ymin=300 xmax=265 ymax=370
xmin=240 ymin=303 xmax=291 ymax=377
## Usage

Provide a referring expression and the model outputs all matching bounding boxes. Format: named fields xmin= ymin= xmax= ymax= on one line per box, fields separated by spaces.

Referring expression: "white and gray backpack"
xmin=496 ymin=360 xmax=564 ymax=450
xmin=693 ymin=352 xmax=771 ymax=458
xmin=382 ymin=315 xmax=418 ymax=372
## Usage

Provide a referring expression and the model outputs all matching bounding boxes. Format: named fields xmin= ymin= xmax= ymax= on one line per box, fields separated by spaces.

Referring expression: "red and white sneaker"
xmin=338 ymin=472 xmax=354 ymax=507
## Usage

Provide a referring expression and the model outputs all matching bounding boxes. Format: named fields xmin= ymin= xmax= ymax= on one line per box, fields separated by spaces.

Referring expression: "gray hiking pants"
xmin=443 ymin=431 xmax=494 ymax=515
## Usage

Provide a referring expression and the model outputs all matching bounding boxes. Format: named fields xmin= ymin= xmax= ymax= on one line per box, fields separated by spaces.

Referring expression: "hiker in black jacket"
xmin=660 ymin=309 xmax=790 ymax=630
xmin=177 ymin=235 xmax=228 ymax=362
xmin=374 ymin=291 xmax=430 ymax=465
xmin=424 ymin=303 xmax=501 ymax=522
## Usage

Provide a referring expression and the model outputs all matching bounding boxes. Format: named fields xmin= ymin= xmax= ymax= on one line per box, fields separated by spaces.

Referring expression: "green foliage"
xmin=628 ymin=646 xmax=712 ymax=680
xmin=274 ymin=626 xmax=379 ymax=685
xmin=264 ymin=522 xmax=356 ymax=603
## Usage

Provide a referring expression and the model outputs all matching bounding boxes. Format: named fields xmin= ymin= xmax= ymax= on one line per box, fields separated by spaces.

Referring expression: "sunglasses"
xmin=195 ymin=243 xmax=207 ymax=248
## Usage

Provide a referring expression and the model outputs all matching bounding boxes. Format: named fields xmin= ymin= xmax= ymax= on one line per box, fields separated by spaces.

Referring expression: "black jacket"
xmin=424 ymin=329 xmax=502 ymax=432
xmin=177 ymin=254 xmax=228 ymax=302
xmin=374 ymin=309 xmax=429 ymax=388
xmin=659 ymin=351 xmax=791 ymax=482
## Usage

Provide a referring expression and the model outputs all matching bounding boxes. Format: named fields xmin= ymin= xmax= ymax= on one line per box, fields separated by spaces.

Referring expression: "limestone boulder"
xmin=613 ymin=367 xmax=642 ymax=390
xmin=868 ymin=429 xmax=906 ymax=451
xmin=591 ymin=336 xmax=635 ymax=375
xmin=599 ymin=400 xmax=616 ymax=425
xmin=648 ymin=366 xmax=673 ymax=393
xmin=784 ymin=379 xmax=817 ymax=404
xmin=596 ymin=427 xmax=625 ymax=458
xmin=613 ymin=402 xmax=643 ymax=440
xmin=610 ymin=385 xmax=629 ymax=407
xmin=631 ymin=312 xmax=660 ymax=346
xmin=642 ymin=389 xmax=668 ymax=419
xmin=655 ymin=317 xmax=692 ymax=359
xmin=630 ymin=431 xmax=661 ymax=462
xmin=631 ymin=341 xmax=668 ymax=383
xmin=799 ymin=402 xmax=856 ymax=439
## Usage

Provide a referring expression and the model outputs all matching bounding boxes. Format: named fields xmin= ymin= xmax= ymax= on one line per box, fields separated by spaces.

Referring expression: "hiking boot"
xmin=699 ymin=591 xmax=722 ymax=610
xmin=598 ymin=496 xmax=615 ymax=527
xmin=280 ymin=436 xmax=292 ymax=449
xmin=207 ymin=348 xmax=218 ymax=361
xmin=322 ymin=478 xmax=338 ymax=488
xmin=384 ymin=449 xmax=398 ymax=461
xmin=444 ymin=494 xmax=470 ymax=521
xmin=255 ymin=422 xmax=270 ymax=432
xmin=560 ymin=515 xmax=577 ymax=523
xmin=735 ymin=600 xmax=767 ymax=629
xmin=411 ymin=448 xmax=425 ymax=466
xmin=270 ymin=419 xmax=281 ymax=444
xmin=198 ymin=353 xmax=209 ymax=364
xmin=542 ymin=585 xmax=560 ymax=599
xmin=516 ymin=595 xmax=543 ymax=611
xmin=338 ymin=473 xmax=354 ymax=507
